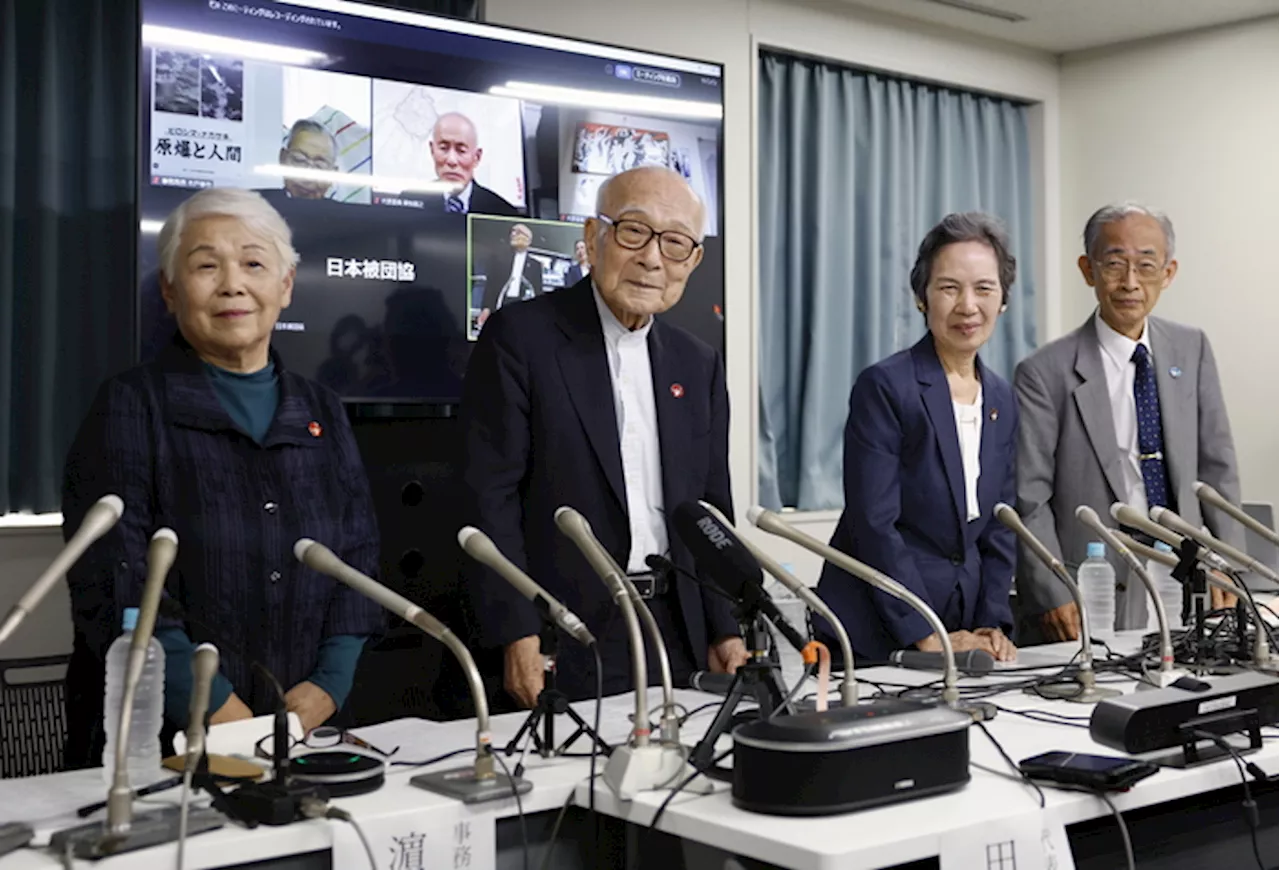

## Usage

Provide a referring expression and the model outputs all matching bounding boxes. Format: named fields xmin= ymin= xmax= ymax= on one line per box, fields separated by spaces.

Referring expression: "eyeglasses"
xmin=1095 ymin=257 xmax=1164 ymax=282
xmin=596 ymin=214 xmax=701 ymax=263
xmin=254 ymin=726 xmax=398 ymax=761
xmin=281 ymin=148 xmax=336 ymax=171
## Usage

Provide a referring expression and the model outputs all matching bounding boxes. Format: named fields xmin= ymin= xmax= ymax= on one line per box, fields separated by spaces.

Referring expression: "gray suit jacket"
xmin=1014 ymin=313 xmax=1244 ymax=617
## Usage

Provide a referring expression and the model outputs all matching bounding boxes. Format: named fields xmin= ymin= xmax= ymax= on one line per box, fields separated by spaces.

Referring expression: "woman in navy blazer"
xmin=815 ymin=213 xmax=1019 ymax=663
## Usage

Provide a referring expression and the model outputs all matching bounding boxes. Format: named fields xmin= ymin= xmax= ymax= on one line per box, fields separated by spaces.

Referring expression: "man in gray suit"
xmin=1014 ymin=203 xmax=1242 ymax=642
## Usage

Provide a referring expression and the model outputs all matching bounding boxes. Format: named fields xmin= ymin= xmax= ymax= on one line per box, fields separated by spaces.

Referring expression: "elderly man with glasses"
xmin=1013 ymin=202 xmax=1242 ymax=643
xmin=278 ymin=119 xmax=338 ymax=201
xmin=459 ymin=165 xmax=747 ymax=709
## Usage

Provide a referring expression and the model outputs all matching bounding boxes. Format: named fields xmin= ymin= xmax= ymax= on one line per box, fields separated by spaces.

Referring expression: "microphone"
xmin=108 ymin=527 xmax=178 ymax=836
xmin=1195 ymin=481 xmax=1279 ymax=546
xmin=671 ymin=502 xmax=808 ymax=653
xmin=993 ymin=503 xmax=1113 ymax=702
xmin=688 ymin=670 xmax=736 ymax=696
xmin=0 ymin=494 xmax=124 ymax=646
xmin=457 ymin=526 xmax=595 ymax=646
xmin=554 ymin=507 xmax=706 ymax=801
xmin=695 ymin=500 xmax=858 ymax=707
xmin=1151 ymin=507 xmax=1279 ymax=582
xmin=1076 ymin=506 xmax=1181 ymax=687
xmin=184 ymin=644 xmax=220 ymax=774
xmin=552 ymin=507 xmax=649 ymax=747
xmin=294 ymin=538 xmax=526 ymax=804
xmin=1110 ymin=503 xmax=1232 ymax=572
xmin=746 ymin=506 xmax=961 ymax=707
xmin=890 ymin=649 xmax=994 ymax=676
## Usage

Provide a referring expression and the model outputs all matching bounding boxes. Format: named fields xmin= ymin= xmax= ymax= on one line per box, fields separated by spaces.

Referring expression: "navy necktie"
xmin=446 ymin=195 xmax=465 ymax=214
xmin=1131 ymin=343 xmax=1169 ymax=509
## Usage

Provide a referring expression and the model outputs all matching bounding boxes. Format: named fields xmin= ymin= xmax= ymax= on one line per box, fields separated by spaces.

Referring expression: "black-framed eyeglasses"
xmin=254 ymin=725 xmax=398 ymax=760
xmin=596 ymin=214 xmax=701 ymax=263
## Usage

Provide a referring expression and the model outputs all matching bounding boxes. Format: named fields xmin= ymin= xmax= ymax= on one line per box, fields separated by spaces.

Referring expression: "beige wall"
xmin=1059 ymin=16 xmax=1280 ymax=513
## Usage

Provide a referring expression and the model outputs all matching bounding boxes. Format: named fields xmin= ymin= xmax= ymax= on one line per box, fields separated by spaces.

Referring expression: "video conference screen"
xmin=136 ymin=0 xmax=726 ymax=404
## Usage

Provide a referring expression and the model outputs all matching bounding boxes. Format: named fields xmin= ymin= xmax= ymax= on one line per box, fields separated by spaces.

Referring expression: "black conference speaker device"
xmin=1090 ymin=671 xmax=1278 ymax=756
xmin=732 ymin=697 xmax=972 ymax=816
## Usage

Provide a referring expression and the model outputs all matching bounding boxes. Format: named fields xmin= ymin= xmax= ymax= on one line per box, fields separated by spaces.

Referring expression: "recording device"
xmin=1151 ymin=507 xmax=1279 ymax=583
xmin=732 ymin=698 xmax=972 ymax=815
xmin=1018 ymin=751 xmax=1159 ymax=791
xmin=553 ymin=507 xmax=710 ymax=801
xmin=1077 ymin=506 xmax=1184 ymax=689
xmin=51 ymin=528 xmax=226 ymax=858
xmin=671 ymin=502 xmax=809 ymax=653
xmin=0 ymin=494 xmax=123 ymax=646
xmin=1090 ymin=670 xmax=1278 ymax=756
xmin=1195 ymin=481 xmax=1279 ymax=545
xmin=294 ymin=539 xmax=529 ymax=804
xmin=0 ymin=823 xmax=33 ymax=859
xmin=746 ymin=506 xmax=962 ymax=707
xmin=695 ymin=500 xmax=858 ymax=707
xmin=994 ymin=503 xmax=1116 ymax=702
xmin=889 ymin=649 xmax=994 ymax=675
xmin=457 ymin=526 xmax=595 ymax=646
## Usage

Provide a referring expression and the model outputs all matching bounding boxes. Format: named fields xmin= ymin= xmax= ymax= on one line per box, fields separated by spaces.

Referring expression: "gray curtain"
xmin=0 ymin=0 xmax=137 ymax=514
xmin=758 ymin=51 xmax=1037 ymax=511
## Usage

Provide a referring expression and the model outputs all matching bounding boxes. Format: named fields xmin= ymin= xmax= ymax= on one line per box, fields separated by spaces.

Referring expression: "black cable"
xmin=1189 ymin=729 xmax=1269 ymax=870
xmin=537 ymin=788 xmax=576 ymax=870
xmin=489 ymin=749 xmax=528 ymax=870
xmin=389 ymin=747 xmax=472 ymax=768
xmin=974 ymin=721 xmax=1044 ymax=808
xmin=678 ymin=701 xmax=722 ymax=725
xmin=989 ymin=705 xmax=1092 ymax=729
xmin=1094 ymin=790 xmax=1135 ymax=870
xmin=649 ymin=746 xmax=733 ymax=831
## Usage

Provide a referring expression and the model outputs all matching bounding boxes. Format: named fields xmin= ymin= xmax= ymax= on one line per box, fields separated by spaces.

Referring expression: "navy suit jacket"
xmin=815 ymin=334 xmax=1017 ymax=661
xmin=459 ymin=279 xmax=738 ymax=694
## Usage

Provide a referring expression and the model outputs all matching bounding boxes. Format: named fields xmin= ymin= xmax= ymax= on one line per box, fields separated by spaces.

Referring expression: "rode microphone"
xmin=889 ymin=649 xmax=994 ymax=676
xmin=671 ymin=502 xmax=808 ymax=653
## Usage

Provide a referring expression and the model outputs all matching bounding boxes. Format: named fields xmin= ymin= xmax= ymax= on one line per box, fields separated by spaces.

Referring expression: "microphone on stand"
xmin=1076 ymin=506 xmax=1184 ymax=688
xmin=1111 ymin=503 xmax=1232 ymax=573
xmin=457 ymin=527 xmax=594 ymax=646
xmin=994 ymin=503 xmax=1117 ymax=702
xmin=1151 ymin=507 xmax=1279 ymax=583
xmin=889 ymin=649 xmax=994 ymax=675
xmin=184 ymin=644 xmax=220 ymax=774
xmin=1195 ymin=481 xmax=1279 ymax=546
xmin=0 ymin=494 xmax=124 ymax=646
xmin=294 ymin=539 xmax=528 ymax=804
xmin=695 ymin=500 xmax=858 ymax=707
xmin=745 ymin=506 xmax=962 ymax=708
xmin=51 ymin=529 xmax=226 ymax=859
xmin=554 ymin=507 xmax=708 ymax=801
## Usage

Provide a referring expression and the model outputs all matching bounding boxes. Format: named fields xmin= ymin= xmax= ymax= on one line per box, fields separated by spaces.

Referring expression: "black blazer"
xmin=480 ymin=249 xmax=545 ymax=312
xmin=566 ymin=264 xmax=587 ymax=286
xmin=467 ymin=182 xmax=520 ymax=217
xmin=460 ymin=279 xmax=738 ymax=693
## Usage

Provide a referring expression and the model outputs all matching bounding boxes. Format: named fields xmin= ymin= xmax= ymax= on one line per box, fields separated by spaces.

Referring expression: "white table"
xmin=1 ymin=633 xmax=1275 ymax=869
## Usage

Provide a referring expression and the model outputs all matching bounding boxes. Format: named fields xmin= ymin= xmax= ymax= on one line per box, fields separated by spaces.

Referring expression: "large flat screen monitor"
xmin=137 ymin=0 xmax=726 ymax=404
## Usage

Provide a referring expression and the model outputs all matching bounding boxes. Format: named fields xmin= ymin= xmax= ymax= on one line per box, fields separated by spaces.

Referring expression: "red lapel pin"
xmin=670 ymin=383 xmax=684 ymax=399
xmin=308 ymin=421 xmax=323 ymax=438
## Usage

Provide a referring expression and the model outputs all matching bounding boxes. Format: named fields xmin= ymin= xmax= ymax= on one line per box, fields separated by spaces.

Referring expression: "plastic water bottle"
xmin=1151 ymin=541 xmax=1184 ymax=631
xmin=763 ymin=571 xmax=809 ymax=691
xmin=102 ymin=607 xmax=166 ymax=787
xmin=1078 ymin=542 xmax=1116 ymax=641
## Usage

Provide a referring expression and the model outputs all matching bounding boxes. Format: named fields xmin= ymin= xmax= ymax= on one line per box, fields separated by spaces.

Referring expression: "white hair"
xmin=1083 ymin=201 xmax=1176 ymax=261
xmin=158 ymin=188 xmax=299 ymax=283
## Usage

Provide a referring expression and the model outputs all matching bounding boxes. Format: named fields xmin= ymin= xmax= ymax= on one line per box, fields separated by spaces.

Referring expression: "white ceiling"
xmin=832 ymin=0 xmax=1278 ymax=53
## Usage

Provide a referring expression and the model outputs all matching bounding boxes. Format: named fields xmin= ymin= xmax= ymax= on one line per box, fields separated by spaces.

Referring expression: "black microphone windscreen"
xmin=671 ymin=501 xmax=763 ymax=604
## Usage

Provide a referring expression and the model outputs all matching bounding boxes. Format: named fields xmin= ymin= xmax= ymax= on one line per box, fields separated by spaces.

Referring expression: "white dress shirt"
xmin=952 ymin=385 xmax=984 ymax=523
xmin=1093 ymin=310 xmax=1162 ymax=628
xmin=501 ymin=250 xmax=528 ymax=304
xmin=593 ymin=287 xmax=668 ymax=572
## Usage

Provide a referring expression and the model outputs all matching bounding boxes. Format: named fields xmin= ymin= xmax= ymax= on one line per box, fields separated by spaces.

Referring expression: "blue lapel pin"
xmin=1169 ymin=366 xmax=1182 ymax=379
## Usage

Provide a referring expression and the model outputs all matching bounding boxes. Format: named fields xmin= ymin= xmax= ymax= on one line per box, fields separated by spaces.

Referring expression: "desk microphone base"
xmin=48 ymin=806 xmax=224 ymax=860
xmin=604 ymin=743 xmax=711 ymax=802
xmin=1026 ymin=681 xmax=1122 ymax=703
xmin=1136 ymin=668 xmax=1190 ymax=691
xmin=410 ymin=766 xmax=531 ymax=805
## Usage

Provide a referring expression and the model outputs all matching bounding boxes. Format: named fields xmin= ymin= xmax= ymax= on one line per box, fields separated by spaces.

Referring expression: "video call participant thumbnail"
xmin=432 ymin=112 xmax=520 ymax=217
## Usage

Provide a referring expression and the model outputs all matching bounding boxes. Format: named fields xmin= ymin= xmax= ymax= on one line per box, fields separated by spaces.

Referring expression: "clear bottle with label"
xmin=102 ymin=607 xmax=166 ymax=787
xmin=1078 ymin=542 xmax=1116 ymax=641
